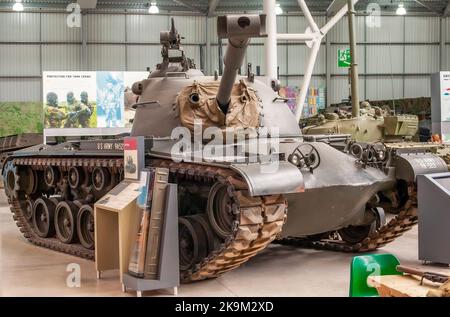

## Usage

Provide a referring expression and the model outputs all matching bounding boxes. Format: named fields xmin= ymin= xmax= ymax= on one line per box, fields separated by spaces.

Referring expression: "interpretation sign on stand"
xmin=94 ymin=180 xmax=142 ymax=282
xmin=122 ymin=183 xmax=180 ymax=297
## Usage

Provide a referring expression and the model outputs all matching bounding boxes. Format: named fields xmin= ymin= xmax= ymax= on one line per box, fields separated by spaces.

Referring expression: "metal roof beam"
xmin=171 ymin=0 xmax=207 ymax=14
xmin=443 ymin=1 xmax=450 ymax=17
xmin=414 ymin=0 xmax=442 ymax=15
xmin=208 ymin=0 xmax=219 ymax=16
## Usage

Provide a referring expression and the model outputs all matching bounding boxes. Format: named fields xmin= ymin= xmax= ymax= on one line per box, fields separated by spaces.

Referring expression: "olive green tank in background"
xmin=302 ymin=101 xmax=419 ymax=143
xmin=302 ymin=101 xmax=450 ymax=170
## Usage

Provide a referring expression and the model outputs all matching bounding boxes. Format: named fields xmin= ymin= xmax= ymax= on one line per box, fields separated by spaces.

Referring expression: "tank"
xmin=2 ymin=15 xmax=448 ymax=283
xmin=302 ymin=102 xmax=419 ymax=142
xmin=302 ymin=102 xmax=450 ymax=171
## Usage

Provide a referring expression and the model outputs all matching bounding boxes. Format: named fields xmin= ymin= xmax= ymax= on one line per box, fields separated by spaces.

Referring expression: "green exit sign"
xmin=337 ymin=48 xmax=351 ymax=68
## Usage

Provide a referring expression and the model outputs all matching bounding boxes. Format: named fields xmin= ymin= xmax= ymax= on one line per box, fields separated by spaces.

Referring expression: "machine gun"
xmin=396 ymin=265 xmax=449 ymax=284
xmin=158 ymin=18 xmax=194 ymax=71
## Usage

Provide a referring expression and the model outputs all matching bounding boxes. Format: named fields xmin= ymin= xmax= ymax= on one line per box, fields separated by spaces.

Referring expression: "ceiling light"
xmin=12 ymin=1 xmax=24 ymax=12
xmin=148 ymin=2 xmax=159 ymax=14
xmin=275 ymin=3 xmax=283 ymax=15
xmin=396 ymin=3 xmax=406 ymax=15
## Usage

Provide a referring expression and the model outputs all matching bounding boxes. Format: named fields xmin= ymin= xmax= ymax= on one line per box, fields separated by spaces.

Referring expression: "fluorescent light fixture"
xmin=13 ymin=1 xmax=24 ymax=12
xmin=148 ymin=2 xmax=159 ymax=14
xmin=275 ymin=3 xmax=283 ymax=15
xmin=396 ymin=3 xmax=406 ymax=15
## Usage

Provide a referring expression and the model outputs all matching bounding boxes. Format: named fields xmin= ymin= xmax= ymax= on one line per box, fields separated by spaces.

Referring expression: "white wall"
xmin=0 ymin=12 xmax=448 ymax=104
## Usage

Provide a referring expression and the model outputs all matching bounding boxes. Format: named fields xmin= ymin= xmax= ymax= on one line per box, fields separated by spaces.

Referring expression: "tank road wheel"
xmin=44 ymin=166 xmax=60 ymax=187
xmin=23 ymin=199 xmax=34 ymax=222
xmin=77 ymin=205 xmax=95 ymax=249
xmin=32 ymin=198 xmax=56 ymax=238
xmin=92 ymin=167 xmax=110 ymax=191
xmin=68 ymin=167 xmax=85 ymax=189
xmin=178 ymin=216 xmax=208 ymax=271
xmin=207 ymin=183 xmax=234 ymax=239
xmin=55 ymin=201 xmax=78 ymax=244
xmin=338 ymin=225 xmax=372 ymax=244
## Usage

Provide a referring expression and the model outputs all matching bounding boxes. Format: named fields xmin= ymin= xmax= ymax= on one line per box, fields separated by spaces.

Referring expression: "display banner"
xmin=42 ymin=71 xmax=146 ymax=129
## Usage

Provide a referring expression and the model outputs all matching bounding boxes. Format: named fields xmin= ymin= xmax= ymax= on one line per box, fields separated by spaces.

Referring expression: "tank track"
xmin=7 ymin=157 xmax=288 ymax=282
xmin=151 ymin=159 xmax=288 ymax=282
xmin=8 ymin=157 xmax=124 ymax=260
xmin=275 ymin=185 xmax=417 ymax=252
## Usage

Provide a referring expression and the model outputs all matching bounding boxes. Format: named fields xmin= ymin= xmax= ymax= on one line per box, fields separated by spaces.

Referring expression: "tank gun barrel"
xmin=216 ymin=15 xmax=266 ymax=114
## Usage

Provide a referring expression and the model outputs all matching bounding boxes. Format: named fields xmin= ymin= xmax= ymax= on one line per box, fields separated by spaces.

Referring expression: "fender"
xmin=393 ymin=153 xmax=448 ymax=182
xmin=231 ymin=161 xmax=304 ymax=196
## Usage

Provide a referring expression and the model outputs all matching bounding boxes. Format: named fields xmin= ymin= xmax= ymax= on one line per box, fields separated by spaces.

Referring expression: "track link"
xmin=275 ymin=185 xmax=418 ymax=253
xmin=9 ymin=157 xmax=124 ymax=260
xmin=8 ymin=157 xmax=288 ymax=282
xmin=151 ymin=159 xmax=288 ymax=282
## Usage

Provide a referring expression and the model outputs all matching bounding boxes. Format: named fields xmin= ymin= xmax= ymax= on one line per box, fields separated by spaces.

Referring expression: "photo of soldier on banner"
xmin=42 ymin=72 xmax=97 ymax=129
xmin=96 ymin=72 xmax=125 ymax=128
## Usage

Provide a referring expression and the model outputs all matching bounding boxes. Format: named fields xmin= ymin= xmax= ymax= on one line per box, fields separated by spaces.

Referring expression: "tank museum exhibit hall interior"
xmin=1 ymin=0 xmax=450 ymax=304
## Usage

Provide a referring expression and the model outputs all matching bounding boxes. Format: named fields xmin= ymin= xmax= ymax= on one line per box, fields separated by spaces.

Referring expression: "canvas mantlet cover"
xmin=177 ymin=80 xmax=261 ymax=133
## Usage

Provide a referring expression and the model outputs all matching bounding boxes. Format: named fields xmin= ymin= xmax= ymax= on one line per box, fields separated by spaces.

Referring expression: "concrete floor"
xmin=1 ymin=189 xmax=449 ymax=297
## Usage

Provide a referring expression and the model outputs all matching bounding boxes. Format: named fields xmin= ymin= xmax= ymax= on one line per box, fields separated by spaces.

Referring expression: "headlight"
xmin=289 ymin=153 xmax=301 ymax=166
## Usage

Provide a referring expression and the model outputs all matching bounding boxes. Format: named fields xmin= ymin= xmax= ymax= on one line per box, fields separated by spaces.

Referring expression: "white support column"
xmin=295 ymin=40 xmax=321 ymax=123
xmin=264 ymin=0 xmax=278 ymax=85
xmin=297 ymin=0 xmax=320 ymax=32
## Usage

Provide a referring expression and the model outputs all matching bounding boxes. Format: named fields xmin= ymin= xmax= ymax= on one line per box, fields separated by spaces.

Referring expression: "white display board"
xmin=42 ymin=71 xmax=148 ymax=130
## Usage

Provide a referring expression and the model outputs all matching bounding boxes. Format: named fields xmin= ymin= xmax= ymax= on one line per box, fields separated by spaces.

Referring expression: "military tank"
xmin=302 ymin=101 xmax=419 ymax=143
xmin=2 ymin=15 xmax=448 ymax=282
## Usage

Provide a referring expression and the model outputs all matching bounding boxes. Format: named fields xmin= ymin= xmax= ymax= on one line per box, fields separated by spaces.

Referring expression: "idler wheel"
xmin=55 ymin=201 xmax=78 ymax=244
xmin=23 ymin=199 xmax=34 ymax=222
xmin=44 ymin=166 xmax=60 ymax=187
xmin=207 ymin=183 xmax=234 ymax=239
xmin=178 ymin=216 xmax=208 ymax=271
xmin=92 ymin=167 xmax=110 ymax=191
xmin=77 ymin=205 xmax=95 ymax=249
xmin=32 ymin=198 xmax=56 ymax=238
xmin=338 ymin=207 xmax=385 ymax=244
xmin=68 ymin=167 xmax=85 ymax=189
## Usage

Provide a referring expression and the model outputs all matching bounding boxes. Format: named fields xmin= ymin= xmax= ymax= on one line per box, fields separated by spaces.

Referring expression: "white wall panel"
xmin=87 ymin=15 xmax=125 ymax=43
xmin=0 ymin=12 xmax=40 ymax=42
xmin=404 ymin=45 xmax=439 ymax=74
xmin=126 ymin=45 xmax=162 ymax=71
xmin=183 ymin=45 xmax=201 ymax=68
xmin=367 ymin=16 xmax=404 ymax=43
xmin=328 ymin=16 xmax=365 ymax=43
xmin=404 ymin=77 xmax=431 ymax=98
xmin=172 ymin=16 xmax=205 ymax=44
xmin=87 ymin=45 xmax=126 ymax=70
xmin=286 ymin=76 xmax=325 ymax=90
xmin=446 ymin=45 xmax=450 ymax=70
xmin=287 ymin=44 xmax=326 ymax=75
xmin=445 ymin=18 xmax=450 ymax=42
xmin=0 ymin=78 xmax=41 ymax=102
xmin=41 ymin=13 xmax=81 ymax=42
xmin=405 ymin=17 xmax=439 ymax=43
xmin=366 ymin=77 xmax=403 ymax=100
xmin=366 ymin=45 xmax=403 ymax=74
xmin=127 ymin=15 xmax=168 ymax=43
xmin=330 ymin=76 xmax=365 ymax=104
xmin=41 ymin=45 xmax=81 ymax=71
xmin=0 ymin=45 xmax=40 ymax=76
